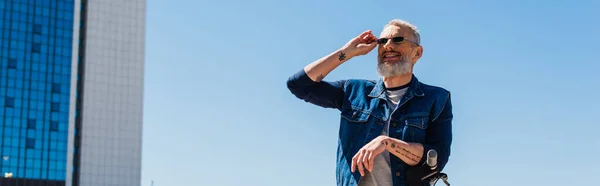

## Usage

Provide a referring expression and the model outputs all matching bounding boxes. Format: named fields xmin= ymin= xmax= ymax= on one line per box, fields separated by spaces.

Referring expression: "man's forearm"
xmin=383 ymin=137 xmax=424 ymax=166
xmin=304 ymin=49 xmax=351 ymax=82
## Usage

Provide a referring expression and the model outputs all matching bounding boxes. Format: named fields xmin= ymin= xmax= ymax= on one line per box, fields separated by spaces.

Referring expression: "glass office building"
xmin=0 ymin=0 xmax=145 ymax=186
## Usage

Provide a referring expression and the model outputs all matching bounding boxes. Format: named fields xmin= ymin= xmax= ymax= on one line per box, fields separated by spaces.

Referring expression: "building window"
xmin=32 ymin=43 xmax=41 ymax=53
xmin=8 ymin=58 xmax=17 ymax=69
xmin=33 ymin=24 xmax=42 ymax=34
xmin=51 ymin=102 xmax=59 ymax=112
xmin=26 ymin=138 xmax=35 ymax=149
xmin=52 ymin=83 xmax=61 ymax=93
xmin=5 ymin=97 xmax=14 ymax=107
xmin=50 ymin=121 xmax=58 ymax=131
xmin=27 ymin=119 xmax=36 ymax=129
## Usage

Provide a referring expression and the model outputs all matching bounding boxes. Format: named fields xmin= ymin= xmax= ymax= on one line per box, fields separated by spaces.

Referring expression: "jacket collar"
xmin=368 ymin=74 xmax=425 ymax=99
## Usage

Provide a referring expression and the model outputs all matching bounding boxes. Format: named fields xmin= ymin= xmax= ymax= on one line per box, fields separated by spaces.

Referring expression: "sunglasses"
xmin=376 ymin=36 xmax=418 ymax=45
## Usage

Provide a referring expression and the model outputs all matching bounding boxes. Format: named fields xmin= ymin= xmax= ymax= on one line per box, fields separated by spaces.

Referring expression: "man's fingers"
xmin=359 ymin=30 xmax=372 ymax=36
xmin=361 ymin=35 xmax=368 ymax=42
xmin=367 ymin=42 xmax=377 ymax=50
xmin=369 ymin=34 xmax=378 ymax=43
xmin=351 ymin=155 xmax=357 ymax=173
xmin=351 ymin=151 xmax=362 ymax=173
xmin=368 ymin=152 xmax=375 ymax=171
xmin=360 ymin=32 xmax=377 ymax=44
xmin=362 ymin=151 xmax=370 ymax=171
xmin=357 ymin=30 xmax=372 ymax=40
xmin=353 ymin=150 xmax=367 ymax=176
xmin=362 ymin=33 xmax=373 ymax=42
xmin=366 ymin=152 xmax=373 ymax=171
xmin=357 ymin=160 xmax=365 ymax=176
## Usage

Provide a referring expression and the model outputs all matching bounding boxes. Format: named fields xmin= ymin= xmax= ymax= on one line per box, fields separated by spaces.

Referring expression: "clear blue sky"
xmin=141 ymin=0 xmax=599 ymax=185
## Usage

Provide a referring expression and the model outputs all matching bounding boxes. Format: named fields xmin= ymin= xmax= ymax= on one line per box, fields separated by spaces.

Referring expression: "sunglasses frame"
xmin=376 ymin=36 xmax=419 ymax=46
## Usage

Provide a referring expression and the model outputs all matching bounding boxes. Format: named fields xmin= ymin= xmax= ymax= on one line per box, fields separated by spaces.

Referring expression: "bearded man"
xmin=286 ymin=19 xmax=453 ymax=186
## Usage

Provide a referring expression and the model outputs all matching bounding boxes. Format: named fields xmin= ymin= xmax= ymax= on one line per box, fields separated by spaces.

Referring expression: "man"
xmin=286 ymin=19 xmax=453 ymax=186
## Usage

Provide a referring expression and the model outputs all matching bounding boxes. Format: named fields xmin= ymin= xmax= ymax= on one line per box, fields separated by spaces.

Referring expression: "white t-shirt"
xmin=358 ymin=85 xmax=408 ymax=186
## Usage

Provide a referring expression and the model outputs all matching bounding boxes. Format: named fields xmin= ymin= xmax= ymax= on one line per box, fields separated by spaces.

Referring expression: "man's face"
xmin=376 ymin=25 xmax=422 ymax=77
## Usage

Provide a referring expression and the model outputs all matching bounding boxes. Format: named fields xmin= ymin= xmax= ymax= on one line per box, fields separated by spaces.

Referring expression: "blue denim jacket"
xmin=286 ymin=69 xmax=453 ymax=186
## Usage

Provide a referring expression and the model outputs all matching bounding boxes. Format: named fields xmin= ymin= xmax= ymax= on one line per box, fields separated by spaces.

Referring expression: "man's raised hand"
xmin=341 ymin=30 xmax=378 ymax=60
xmin=301 ymin=30 xmax=378 ymax=82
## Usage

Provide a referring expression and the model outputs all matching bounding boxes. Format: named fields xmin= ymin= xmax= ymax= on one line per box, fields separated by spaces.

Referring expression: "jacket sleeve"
xmin=418 ymin=91 xmax=453 ymax=171
xmin=286 ymin=69 xmax=346 ymax=111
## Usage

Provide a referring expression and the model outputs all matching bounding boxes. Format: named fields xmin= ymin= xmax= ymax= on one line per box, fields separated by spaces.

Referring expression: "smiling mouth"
xmin=382 ymin=52 xmax=401 ymax=62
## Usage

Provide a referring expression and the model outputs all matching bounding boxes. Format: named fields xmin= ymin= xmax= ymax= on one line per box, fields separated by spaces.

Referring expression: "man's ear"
xmin=413 ymin=45 xmax=424 ymax=62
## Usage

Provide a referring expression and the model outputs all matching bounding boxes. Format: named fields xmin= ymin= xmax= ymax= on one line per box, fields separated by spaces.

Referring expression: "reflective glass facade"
xmin=0 ymin=0 xmax=74 ymax=183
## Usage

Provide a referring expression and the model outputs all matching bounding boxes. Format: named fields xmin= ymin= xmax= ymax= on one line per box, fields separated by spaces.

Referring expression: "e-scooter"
xmin=420 ymin=149 xmax=451 ymax=186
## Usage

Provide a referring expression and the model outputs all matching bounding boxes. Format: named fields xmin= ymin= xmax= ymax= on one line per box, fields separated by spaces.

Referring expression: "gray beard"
xmin=376 ymin=55 xmax=412 ymax=77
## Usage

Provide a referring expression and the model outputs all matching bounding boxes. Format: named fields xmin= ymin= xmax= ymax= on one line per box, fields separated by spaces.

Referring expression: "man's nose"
xmin=383 ymin=41 xmax=394 ymax=50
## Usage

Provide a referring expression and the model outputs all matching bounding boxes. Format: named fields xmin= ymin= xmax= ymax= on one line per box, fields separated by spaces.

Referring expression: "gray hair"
xmin=384 ymin=19 xmax=421 ymax=45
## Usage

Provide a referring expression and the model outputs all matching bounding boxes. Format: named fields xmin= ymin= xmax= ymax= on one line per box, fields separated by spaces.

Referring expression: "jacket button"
xmin=391 ymin=122 xmax=398 ymax=127
xmin=395 ymin=172 xmax=401 ymax=176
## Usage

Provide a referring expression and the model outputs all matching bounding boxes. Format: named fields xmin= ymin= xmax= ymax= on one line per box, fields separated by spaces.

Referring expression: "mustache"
xmin=378 ymin=52 xmax=409 ymax=63
xmin=379 ymin=50 xmax=403 ymax=57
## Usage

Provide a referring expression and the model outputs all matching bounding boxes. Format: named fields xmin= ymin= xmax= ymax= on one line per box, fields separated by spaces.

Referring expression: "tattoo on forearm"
xmin=316 ymin=74 xmax=324 ymax=81
xmin=394 ymin=149 xmax=419 ymax=163
xmin=388 ymin=142 xmax=421 ymax=163
xmin=338 ymin=52 xmax=346 ymax=61
xmin=396 ymin=146 xmax=418 ymax=157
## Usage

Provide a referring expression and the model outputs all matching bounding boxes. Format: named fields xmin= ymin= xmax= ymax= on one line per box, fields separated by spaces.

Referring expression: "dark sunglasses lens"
xmin=392 ymin=37 xmax=405 ymax=43
xmin=377 ymin=38 xmax=388 ymax=44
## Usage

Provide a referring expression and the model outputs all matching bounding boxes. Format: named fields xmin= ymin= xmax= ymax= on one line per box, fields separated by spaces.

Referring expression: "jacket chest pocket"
xmin=396 ymin=115 xmax=429 ymax=143
xmin=341 ymin=108 xmax=371 ymax=123
xmin=339 ymin=108 xmax=373 ymax=150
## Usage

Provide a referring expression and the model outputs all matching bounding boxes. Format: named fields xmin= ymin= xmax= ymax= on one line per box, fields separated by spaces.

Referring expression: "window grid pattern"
xmin=0 ymin=0 xmax=74 ymax=181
